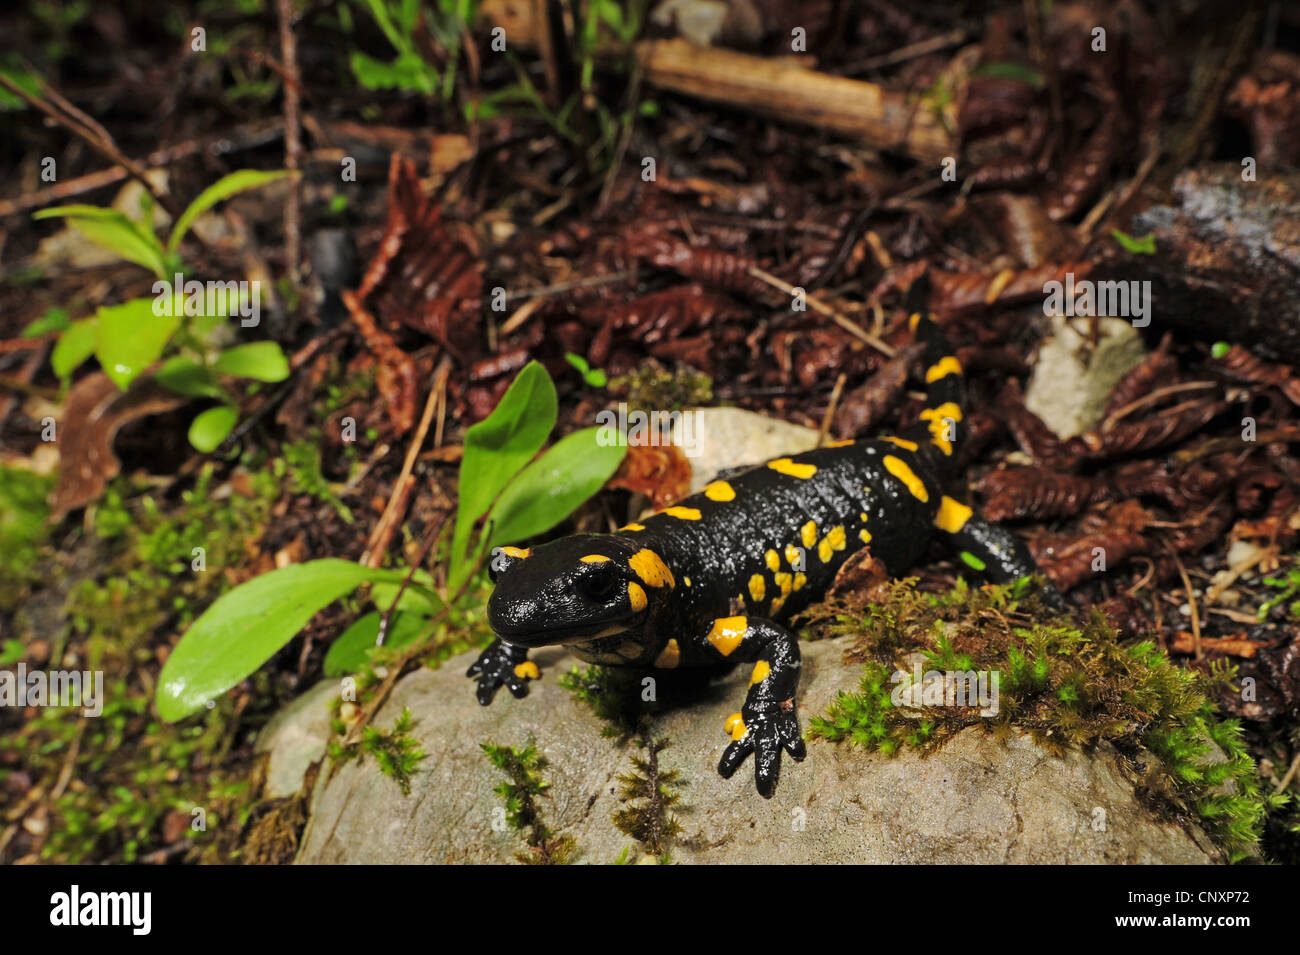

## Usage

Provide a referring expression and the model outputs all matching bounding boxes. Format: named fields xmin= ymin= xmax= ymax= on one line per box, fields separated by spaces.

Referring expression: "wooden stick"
xmin=361 ymin=358 xmax=452 ymax=568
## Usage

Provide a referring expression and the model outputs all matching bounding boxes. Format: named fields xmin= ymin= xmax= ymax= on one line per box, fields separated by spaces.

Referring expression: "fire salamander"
xmin=472 ymin=279 xmax=1064 ymax=797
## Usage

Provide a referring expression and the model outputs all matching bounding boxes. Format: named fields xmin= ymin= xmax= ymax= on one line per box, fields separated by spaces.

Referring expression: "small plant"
xmin=1258 ymin=558 xmax=1300 ymax=621
xmin=155 ymin=361 xmax=625 ymax=721
xmin=446 ymin=360 xmax=626 ymax=589
xmin=610 ymin=734 xmax=683 ymax=862
xmin=31 ymin=169 xmax=294 ymax=453
xmin=348 ymin=0 xmax=477 ymax=99
xmin=565 ymin=352 xmax=607 ymax=388
xmin=1111 ymin=228 xmax=1157 ymax=255
xmin=471 ymin=1 xmax=651 ymax=176
xmin=481 ymin=741 xmax=577 ymax=864
xmin=361 ymin=707 xmax=427 ymax=795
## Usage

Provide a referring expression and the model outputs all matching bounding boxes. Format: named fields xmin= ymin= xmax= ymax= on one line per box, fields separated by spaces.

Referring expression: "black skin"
xmin=471 ymin=284 xmax=1065 ymax=798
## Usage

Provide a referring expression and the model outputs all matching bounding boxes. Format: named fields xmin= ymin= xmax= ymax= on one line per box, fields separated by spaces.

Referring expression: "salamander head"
xmin=486 ymin=535 xmax=669 ymax=648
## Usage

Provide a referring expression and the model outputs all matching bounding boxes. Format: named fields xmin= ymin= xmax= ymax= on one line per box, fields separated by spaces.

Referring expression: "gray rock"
xmin=294 ymin=638 xmax=1221 ymax=864
xmin=256 ymin=679 xmax=338 ymax=799
xmin=671 ymin=407 xmax=821 ymax=493
xmin=1024 ymin=315 xmax=1147 ymax=439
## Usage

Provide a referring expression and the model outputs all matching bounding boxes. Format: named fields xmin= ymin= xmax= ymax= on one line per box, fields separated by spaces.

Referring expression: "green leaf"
xmin=23 ymin=307 xmax=69 ymax=337
xmin=213 ymin=341 xmax=290 ymax=382
xmin=50 ymin=317 xmax=98 ymax=378
xmin=323 ymin=611 xmax=428 ymax=677
xmin=187 ymin=405 xmax=239 ymax=453
xmin=167 ymin=169 xmax=294 ymax=256
xmin=371 ymin=568 xmax=444 ymax=616
xmin=486 ymin=426 xmax=626 ymax=547
xmin=155 ymin=356 xmax=225 ymax=399
xmin=0 ymin=61 xmax=40 ymax=111
xmin=34 ymin=205 xmax=167 ymax=277
xmin=1110 ymin=228 xmax=1157 ymax=255
xmin=971 ymin=61 xmax=1045 ymax=88
xmin=156 ymin=559 xmax=412 ymax=720
xmin=349 ymin=50 xmax=438 ymax=94
xmin=94 ymin=296 xmax=179 ymax=389
xmin=450 ymin=361 xmax=557 ymax=581
xmin=565 ymin=352 xmax=590 ymax=374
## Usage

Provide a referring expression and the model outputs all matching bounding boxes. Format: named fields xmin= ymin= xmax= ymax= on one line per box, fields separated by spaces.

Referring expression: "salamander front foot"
xmin=466 ymin=639 xmax=538 ymax=705
xmin=718 ymin=698 xmax=806 ymax=798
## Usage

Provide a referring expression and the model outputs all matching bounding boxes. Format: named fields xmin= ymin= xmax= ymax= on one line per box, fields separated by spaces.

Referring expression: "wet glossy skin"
xmin=472 ymin=294 xmax=1063 ymax=797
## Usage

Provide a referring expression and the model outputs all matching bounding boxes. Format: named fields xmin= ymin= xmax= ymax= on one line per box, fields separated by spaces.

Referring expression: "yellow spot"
xmin=817 ymin=526 xmax=847 ymax=562
xmin=707 ymin=616 xmax=748 ymax=656
xmin=627 ymin=581 xmax=648 ymax=611
xmin=513 ymin=661 xmax=540 ymax=680
xmin=908 ymin=312 xmax=922 ymax=333
xmin=653 ymin=639 xmax=680 ymax=668
xmin=629 ymin=549 xmax=676 ymax=589
xmin=748 ymin=574 xmax=766 ymax=602
xmin=801 ymin=521 xmax=818 ymax=548
xmin=704 ymin=480 xmax=736 ymax=502
xmin=684 ymin=576 xmax=692 ymax=587
xmin=774 ymin=571 xmax=793 ymax=596
xmin=860 ymin=529 xmax=872 ymax=544
xmin=793 ymin=572 xmax=807 ymax=591
xmin=663 ymin=505 xmax=702 ymax=520
xmin=770 ymin=596 xmax=785 ymax=615
xmin=859 ymin=511 xmax=869 ymax=522
xmin=768 ymin=457 xmax=818 ymax=479
xmin=935 ymin=496 xmax=973 ymax=534
xmin=920 ymin=402 xmax=964 ymax=455
xmin=620 ymin=522 xmax=645 ymax=532
xmin=925 ymin=356 xmax=963 ymax=382
xmin=785 ymin=543 xmax=802 ymax=566
xmin=881 ymin=436 xmax=919 ymax=452
xmin=580 ymin=554 xmax=610 ymax=563
xmin=725 ymin=712 xmax=745 ymax=738
xmin=883 ymin=454 xmax=929 ymax=502
xmin=501 ymin=546 xmax=531 ymax=559
xmin=750 ymin=661 xmax=771 ymax=685
xmin=824 ymin=439 xmax=854 ymax=448
xmin=765 ymin=549 xmax=780 ymax=572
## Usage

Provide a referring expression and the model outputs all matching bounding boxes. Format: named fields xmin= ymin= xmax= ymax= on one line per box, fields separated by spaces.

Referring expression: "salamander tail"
xmin=903 ymin=274 xmax=966 ymax=464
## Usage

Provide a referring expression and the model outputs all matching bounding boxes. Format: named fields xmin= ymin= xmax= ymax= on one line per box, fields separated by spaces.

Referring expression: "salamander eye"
xmin=575 ymin=564 xmax=620 ymax=603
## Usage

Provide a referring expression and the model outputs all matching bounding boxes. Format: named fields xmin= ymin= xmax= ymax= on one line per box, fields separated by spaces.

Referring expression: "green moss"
xmin=611 ymin=734 xmax=683 ymax=863
xmin=0 ymin=465 xmax=54 ymax=611
xmin=66 ymin=462 xmax=279 ymax=653
xmin=360 ymin=706 xmax=426 ymax=795
xmin=609 ymin=363 xmax=713 ymax=413
xmin=481 ymin=741 xmax=578 ymax=864
xmin=2 ymin=456 xmax=281 ymax=863
xmin=806 ymin=577 xmax=1286 ymax=862
xmin=284 ymin=439 xmax=353 ymax=523
xmin=7 ymin=679 xmax=258 ymax=864
xmin=558 ymin=664 xmax=650 ymax=739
